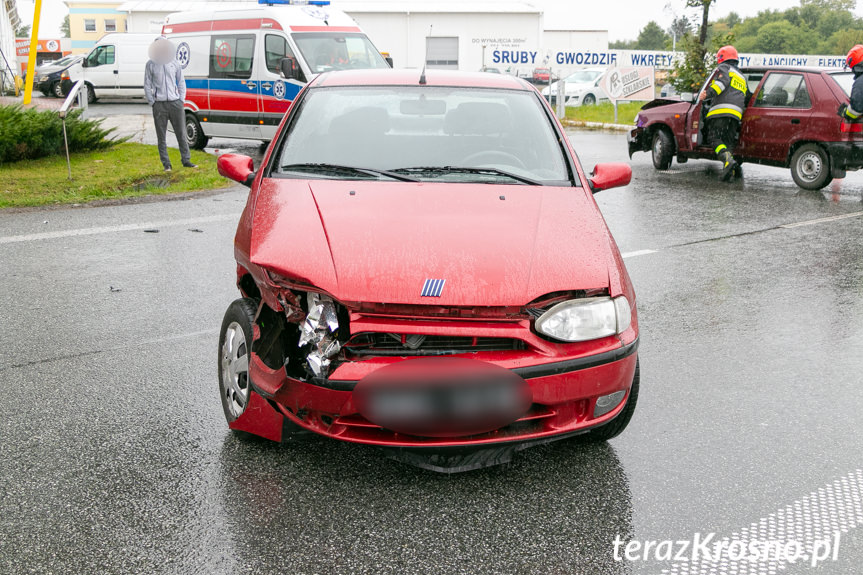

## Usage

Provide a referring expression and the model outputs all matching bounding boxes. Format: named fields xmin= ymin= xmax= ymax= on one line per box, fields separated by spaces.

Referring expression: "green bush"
xmin=0 ymin=105 xmax=121 ymax=165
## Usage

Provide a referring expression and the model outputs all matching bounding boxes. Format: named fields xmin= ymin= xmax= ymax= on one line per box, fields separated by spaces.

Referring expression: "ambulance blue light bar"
xmin=258 ymin=0 xmax=331 ymax=5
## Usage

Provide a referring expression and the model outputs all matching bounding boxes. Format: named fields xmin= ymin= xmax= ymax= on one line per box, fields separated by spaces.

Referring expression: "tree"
xmin=756 ymin=20 xmax=808 ymax=53
xmin=670 ymin=0 xmax=716 ymax=92
xmin=670 ymin=15 xmax=693 ymax=40
xmin=61 ymin=15 xmax=71 ymax=38
xmin=800 ymin=0 xmax=857 ymax=11
xmin=15 ymin=24 xmax=31 ymax=38
xmin=636 ymin=21 xmax=671 ymax=50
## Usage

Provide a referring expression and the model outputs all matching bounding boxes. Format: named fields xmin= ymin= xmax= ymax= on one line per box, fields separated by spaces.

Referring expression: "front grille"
xmin=345 ymin=333 xmax=527 ymax=356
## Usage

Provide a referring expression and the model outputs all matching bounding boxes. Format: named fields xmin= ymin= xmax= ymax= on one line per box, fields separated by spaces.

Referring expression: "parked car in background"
xmin=660 ymin=82 xmax=677 ymax=98
xmin=532 ymin=67 xmax=551 ymax=83
xmin=215 ymin=68 xmax=638 ymax=472
xmin=541 ymin=68 xmax=608 ymax=106
xmin=629 ymin=67 xmax=863 ymax=190
xmin=35 ymin=55 xmax=83 ymax=97
xmin=480 ymin=66 xmax=502 ymax=74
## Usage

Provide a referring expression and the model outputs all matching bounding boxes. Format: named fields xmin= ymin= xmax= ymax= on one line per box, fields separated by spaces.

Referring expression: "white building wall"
xmin=126 ymin=11 xmax=168 ymax=34
xmin=1 ymin=1 xmax=19 ymax=83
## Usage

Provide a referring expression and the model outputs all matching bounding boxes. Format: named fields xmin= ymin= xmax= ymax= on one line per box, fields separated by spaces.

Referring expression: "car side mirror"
xmin=680 ymin=92 xmax=694 ymax=103
xmin=279 ymin=56 xmax=299 ymax=80
xmin=385 ymin=56 xmax=394 ymax=68
xmin=589 ymin=163 xmax=632 ymax=193
xmin=218 ymin=153 xmax=256 ymax=187
xmin=81 ymin=59 xmax=89 ymax=68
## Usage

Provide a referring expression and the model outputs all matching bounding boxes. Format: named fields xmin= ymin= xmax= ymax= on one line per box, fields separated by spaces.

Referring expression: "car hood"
xmin=248 ymin=179 xmax=615 ymax=306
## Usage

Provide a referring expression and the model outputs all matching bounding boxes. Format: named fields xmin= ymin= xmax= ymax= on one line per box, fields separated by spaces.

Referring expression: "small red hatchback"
xmin=629 ymin=67 xmax=863 ymax=190
xmin=217 ymin=69 xmax=638 ymax=471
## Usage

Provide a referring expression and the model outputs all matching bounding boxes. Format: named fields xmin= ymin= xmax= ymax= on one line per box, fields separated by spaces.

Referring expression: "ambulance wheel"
xmin=790 ymin=144 xmax=832 ymax=191
xmin=185 ymin=113 xmax=209 ymax=150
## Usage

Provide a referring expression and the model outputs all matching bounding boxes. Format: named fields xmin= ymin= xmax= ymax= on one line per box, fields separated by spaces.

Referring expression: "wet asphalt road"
xmin=1 ymin=127 xmax=863 ymax=575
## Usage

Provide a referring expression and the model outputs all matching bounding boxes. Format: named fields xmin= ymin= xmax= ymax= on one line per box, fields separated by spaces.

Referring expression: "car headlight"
xmin=535 ymin=296 xmax=631 ymax=342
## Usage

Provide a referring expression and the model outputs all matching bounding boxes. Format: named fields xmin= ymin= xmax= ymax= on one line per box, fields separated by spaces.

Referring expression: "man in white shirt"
xmin=144 ymin=37 xmax=196 ymax=172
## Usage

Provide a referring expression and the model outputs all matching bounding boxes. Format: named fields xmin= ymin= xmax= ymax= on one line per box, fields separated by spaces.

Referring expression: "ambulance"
xmin=162 ymin=0 xmax=391 ymax=148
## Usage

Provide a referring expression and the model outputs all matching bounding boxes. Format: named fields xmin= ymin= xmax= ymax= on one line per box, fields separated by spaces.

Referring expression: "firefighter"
xmin=699 ymin=45 xmax=747 ymax=181
xmin=839 ymin=45 xmax=863 ymax=122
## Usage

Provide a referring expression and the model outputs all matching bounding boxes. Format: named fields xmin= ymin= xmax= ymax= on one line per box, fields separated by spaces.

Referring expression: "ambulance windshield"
xmin=292 ymin=33 xmax=389 ymax=74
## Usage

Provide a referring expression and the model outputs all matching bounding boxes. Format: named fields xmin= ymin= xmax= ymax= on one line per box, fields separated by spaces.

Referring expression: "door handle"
xmin=113 ymin=70 xmax=119 ymax=74
xmin=247 ymin=83 xmax=257 ymax=89
xmin=791 ymin=118 xmax=801 ymax=124
xmin=262 ymin=83 xmax=272 ymax=90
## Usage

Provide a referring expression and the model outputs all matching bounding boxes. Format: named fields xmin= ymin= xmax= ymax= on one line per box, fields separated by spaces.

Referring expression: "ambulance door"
xmin=207 ymin=34 xmax=260 ymax=139
xmin=258 ymin=33 xmax=306 ymax=141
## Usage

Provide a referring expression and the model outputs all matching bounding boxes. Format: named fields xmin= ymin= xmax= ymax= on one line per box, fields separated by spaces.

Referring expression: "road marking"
xmin=661 ymin=468 xmax=863 ymax=574
xmin=780 ymin=211 xmax=863 ymax=229
xmin=622 ymin=249 xmax=657 ymax=259
xmin=0 ymin=213 xmax=240 ymax=245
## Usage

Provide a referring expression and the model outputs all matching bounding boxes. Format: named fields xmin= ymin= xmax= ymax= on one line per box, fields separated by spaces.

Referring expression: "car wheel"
xmin=185 ymin=112 xmax=209 ymax=150
xmin=583 ymin=359 xmax=640 ymax=442
xmin=582 ymin=93 xmax=597 ymax=106
xmin=218 ymin=298 xmax=258 ymax=425
xmin=652 ymin=129 xmax=674 ymax=170
xmin=52 ymin=81 xmax=65 ymax=98
xmin=790 ymin=144 xmax=832 ymax=191
xmin=86 ymin=84 xmax=96 ymax=104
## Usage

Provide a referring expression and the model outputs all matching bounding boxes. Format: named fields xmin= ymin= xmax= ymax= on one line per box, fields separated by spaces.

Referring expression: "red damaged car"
xmin=629 ymin=67 xmax=863 ymax=190
xmin=216 ymin=69 xmax=638 ymax=471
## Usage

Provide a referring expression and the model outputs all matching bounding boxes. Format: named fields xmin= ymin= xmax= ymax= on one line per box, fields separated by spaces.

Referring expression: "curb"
xmin=561 ymin=119 xmax=632 ymax=132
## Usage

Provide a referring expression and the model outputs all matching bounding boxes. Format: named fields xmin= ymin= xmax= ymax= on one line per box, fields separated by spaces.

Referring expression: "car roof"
xmin=312 ymin=69 xmax=535 ymax=91
xmin=741 ymin=66 xmax=845 ymax=74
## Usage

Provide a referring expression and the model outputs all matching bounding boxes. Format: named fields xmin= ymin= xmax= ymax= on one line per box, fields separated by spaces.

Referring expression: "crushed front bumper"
xmin=628 ymin=127 xmax=646 ymax=158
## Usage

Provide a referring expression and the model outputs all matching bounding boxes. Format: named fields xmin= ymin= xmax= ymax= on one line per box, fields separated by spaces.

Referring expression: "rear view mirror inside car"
xmin=400 ymin=98 xmax=447 ymax=116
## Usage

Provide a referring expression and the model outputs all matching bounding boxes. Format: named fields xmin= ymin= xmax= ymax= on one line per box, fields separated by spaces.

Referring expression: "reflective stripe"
xmin=711 ymin=81 xmax=725 ymax=94
xmin=715 ymin=144 xmax=727 ymax=154
xmin=845 ymin=106 xmax=861 ymax=119
xmin=706 ymin=105 xmax=743 ymax=119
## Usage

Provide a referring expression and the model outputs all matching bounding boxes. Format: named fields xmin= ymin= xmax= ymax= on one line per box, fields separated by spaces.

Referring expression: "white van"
xmin=77 ymin=33 xmax=153 ymax=102
xmin=162 ymin=0 xmax=391 ymax=148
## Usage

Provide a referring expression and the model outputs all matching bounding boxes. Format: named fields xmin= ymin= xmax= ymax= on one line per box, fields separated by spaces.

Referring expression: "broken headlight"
xmin=534 ymin=296 xmax=631 ymax=343
xmin=298 ymin=292 xmax=342 ymax=378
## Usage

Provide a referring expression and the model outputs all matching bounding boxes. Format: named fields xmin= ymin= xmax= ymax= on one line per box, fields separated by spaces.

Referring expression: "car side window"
xmin=87 ymin=45 xmax=115 ymax=67
xmin=265 ymin=35 xmax=294 ymax=74
xmin=210 ymin=35 xmax=256 ymax=79
xmin=754 ymin=73 xmax=811 ymax=109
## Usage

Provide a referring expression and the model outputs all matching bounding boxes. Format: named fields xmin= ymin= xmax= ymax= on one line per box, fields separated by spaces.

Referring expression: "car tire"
xmin=583 ymin=359 xmax=640 ymax=442
xmin=185 ymin=112 xmax=209 ymax=150
xmin=652 ymin=129 xmax=675 ymax=170
xmin=582 ymin=93 xmax=597 ymax=106
xmin=218 ymin=298 xmax=258 ymax=426
xmin=52 ymin=81 xmax=65 ymax=98
xmin=790 ymin=144 xmax=832 ymax=191
xmin=86 ymin=84 xmax=96 ymax=104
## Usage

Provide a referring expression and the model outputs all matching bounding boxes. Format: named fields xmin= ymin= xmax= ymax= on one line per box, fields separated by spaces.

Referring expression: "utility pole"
xmin=23 ymin=0 xmax=44 ymax=105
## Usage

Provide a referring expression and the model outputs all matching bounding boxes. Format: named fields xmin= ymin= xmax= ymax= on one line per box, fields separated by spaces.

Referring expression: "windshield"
xmin=566 ymin=71 xmax=602 ymax=84
xmin=276 ymin=86 xmax=571 ymax=185
xmin=292 ymin=33 xmax=389 ymax=74
xmin=830 ymin=72 xmax=854 ymax=97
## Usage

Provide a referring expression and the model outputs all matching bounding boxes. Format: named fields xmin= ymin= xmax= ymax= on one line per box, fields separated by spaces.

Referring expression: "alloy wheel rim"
xmin=221 ymin=321 xmax=250 ymax=418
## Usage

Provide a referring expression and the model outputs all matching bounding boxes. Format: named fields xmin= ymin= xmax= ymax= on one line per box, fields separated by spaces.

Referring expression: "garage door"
xmin=426 ymin=37 xmax=458 ymax=70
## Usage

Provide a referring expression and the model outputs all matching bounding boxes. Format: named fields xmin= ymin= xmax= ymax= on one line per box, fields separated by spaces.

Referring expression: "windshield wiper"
xmin=281 ymin=163 xmax=419 ymax=182
xmin=390 ymin=166 xmax=542 ymax=186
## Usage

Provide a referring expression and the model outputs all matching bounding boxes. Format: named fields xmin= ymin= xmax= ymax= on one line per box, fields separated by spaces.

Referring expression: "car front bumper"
xmin=628 ymin=127 xmax=646 ymax=158
xmin=231 ymin=338 xmax=639 ymax=449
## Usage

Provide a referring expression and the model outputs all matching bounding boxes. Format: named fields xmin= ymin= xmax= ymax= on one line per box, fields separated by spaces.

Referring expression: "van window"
xmin=210 ymin=35 xmax=255 ymax=79
xmin=292 ymin=33 xmax=389 ymax=74
xmin=754 ymin=73 xmax=811 ymax=109
xmin=265 ymin=34 xmax=303 ymax=80
xmin=87 ymin=45 xmax=115 ymax=67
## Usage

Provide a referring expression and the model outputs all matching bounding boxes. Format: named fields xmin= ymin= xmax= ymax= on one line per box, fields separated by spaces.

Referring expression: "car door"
xmin=208 ymin=34 xmax=260 ymax=139
xmin=84 ymin=44 xmax=118 ymax=96
xmin=739 ymin=71 xmax=813 ymax=163
xmin=258 ymin=33 xmax=306 ymax=141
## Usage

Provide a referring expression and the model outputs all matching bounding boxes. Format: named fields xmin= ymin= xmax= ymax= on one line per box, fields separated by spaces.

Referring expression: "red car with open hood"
xmin=216 ymin=68 xmax=638 ymax=472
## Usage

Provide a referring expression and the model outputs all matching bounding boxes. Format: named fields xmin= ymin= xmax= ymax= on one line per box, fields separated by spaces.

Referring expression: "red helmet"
xmin=716 ymin=46 xmax=739 ymax=64
xmin=847 ymin=45 xmax=863 ymax=69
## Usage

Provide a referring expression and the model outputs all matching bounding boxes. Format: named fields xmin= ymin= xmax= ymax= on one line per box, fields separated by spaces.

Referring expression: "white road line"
xmin=0 ymin=213 xmax=240 ymax=245
xmin=622 ymin=249 xmax=657 ymax=259
xmin=661 ymin=468 xmax=863 ymax=574
xmin=780 ymin=211 xmax=863 ymax=229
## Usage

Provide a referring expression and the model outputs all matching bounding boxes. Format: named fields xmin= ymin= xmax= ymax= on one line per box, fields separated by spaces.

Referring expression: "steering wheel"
xmin=461 ymin=150 xmax=526 ymax=169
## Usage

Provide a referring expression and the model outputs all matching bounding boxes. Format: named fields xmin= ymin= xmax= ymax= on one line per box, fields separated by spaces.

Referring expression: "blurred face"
xmin=149 ymin=38 xmax=176 ymax=65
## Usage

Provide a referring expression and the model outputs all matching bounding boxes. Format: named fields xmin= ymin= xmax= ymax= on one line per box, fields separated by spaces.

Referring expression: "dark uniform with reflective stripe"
xmin=841 ymin=70 xmax=863 ymax=122
xmin=704 ymin=61 xmax=748 ymax=177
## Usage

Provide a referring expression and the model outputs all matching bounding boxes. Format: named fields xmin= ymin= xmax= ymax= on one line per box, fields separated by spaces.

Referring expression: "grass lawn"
xmin=0 ymin=142 xmax=231 ymax=208
xmin=564 ymin=102 xmax=645 ymax=126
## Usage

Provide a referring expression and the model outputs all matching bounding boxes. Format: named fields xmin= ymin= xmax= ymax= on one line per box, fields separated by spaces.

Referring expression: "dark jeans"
xmin=152 ymin=99 xmax=191 ymax=169
xmin=705 ymin=117 xmax=741 ymax=159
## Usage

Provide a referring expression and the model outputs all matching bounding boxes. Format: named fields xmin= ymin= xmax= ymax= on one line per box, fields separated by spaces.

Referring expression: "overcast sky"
xmin=15 ymin=0 xmax=863 ymax=41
